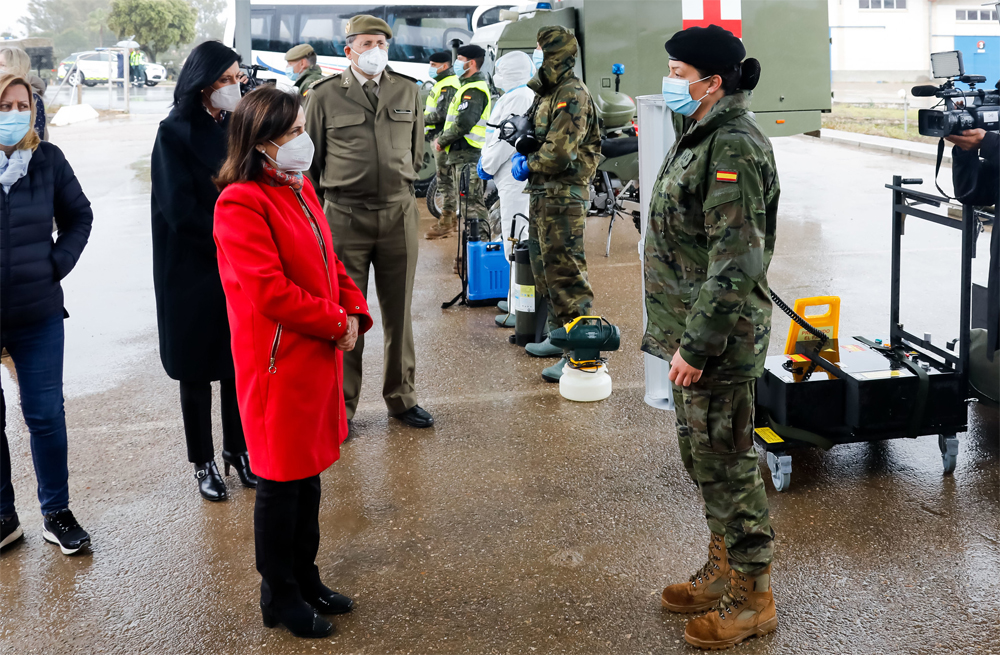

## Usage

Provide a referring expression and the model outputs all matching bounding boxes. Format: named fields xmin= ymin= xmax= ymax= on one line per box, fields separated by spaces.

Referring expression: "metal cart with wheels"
xmin=754 ymin=176 xmax=980 ymax=490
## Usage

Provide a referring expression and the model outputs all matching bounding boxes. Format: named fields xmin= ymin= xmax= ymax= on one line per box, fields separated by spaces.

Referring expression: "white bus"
xmin=224 ymin=1 xmax=516 ymax=85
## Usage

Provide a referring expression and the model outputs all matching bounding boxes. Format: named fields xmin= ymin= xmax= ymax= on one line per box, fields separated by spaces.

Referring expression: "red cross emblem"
xmin=682 ymin=0 xmax=743 ymax=38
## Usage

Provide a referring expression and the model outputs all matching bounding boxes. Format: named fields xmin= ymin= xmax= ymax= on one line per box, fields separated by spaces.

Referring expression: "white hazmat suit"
xmin=480 ymin=51 xmax=535 ymax=260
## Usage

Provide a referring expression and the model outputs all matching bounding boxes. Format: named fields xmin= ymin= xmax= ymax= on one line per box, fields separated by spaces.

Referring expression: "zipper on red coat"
xmin=268 ymin=324 xmax=282 ymax=373
xmin=293 ymin=190 xmax=334 ymax=296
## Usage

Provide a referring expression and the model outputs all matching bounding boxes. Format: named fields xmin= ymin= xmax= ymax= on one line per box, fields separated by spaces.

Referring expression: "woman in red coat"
xmin=213 ymin=86 xmax=373 ymax=640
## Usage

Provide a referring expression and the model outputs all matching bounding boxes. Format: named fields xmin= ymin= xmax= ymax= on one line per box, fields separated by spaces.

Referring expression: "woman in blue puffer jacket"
xmin=0 ymin=74 xmax=93 ymax=556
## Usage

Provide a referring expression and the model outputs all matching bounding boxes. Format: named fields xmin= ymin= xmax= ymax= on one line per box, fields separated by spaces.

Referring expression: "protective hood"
xmin=493 ymin=50 xmax=534 ymax=93
xmin=528 ymin=25 xmax=578 ymax=94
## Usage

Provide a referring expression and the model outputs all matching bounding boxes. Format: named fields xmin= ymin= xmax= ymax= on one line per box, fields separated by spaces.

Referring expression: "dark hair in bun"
xmin=739 ymin=58 xmax=761 ymax=92
xmin=694 ymin=57 xmax=761 ymax=96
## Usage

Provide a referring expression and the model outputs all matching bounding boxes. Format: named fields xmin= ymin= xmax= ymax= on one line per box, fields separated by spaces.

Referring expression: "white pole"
xmin=234 ymin=0 xmax=252 ymax=61
xmin=108 ymin=52 xmax=113 ymax=110
xmin=124 ymin=49 xmax=131 ymax=114
xmin=904 ymin=91 xmax=908 ymax=133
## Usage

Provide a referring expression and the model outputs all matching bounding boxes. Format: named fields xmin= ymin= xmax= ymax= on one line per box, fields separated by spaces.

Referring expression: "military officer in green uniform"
xmin=284 ymin=44 xmax=324 ymax=97
xmin=511 ymin=27 xmax=601 ymax=381
xmin=431 ymin=44 xmax=491 ymax=246
xmin=423 ymin=51 xmax=460 ymax=239
xmin=304 ymin=15 xmax=434 ymax=434
xmin=643 ymin=26 xmax=779 ymax=650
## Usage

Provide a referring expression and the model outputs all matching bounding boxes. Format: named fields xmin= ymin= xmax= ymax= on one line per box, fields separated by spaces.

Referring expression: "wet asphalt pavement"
xmin=0 ymin=114 xmax=997 ymax=655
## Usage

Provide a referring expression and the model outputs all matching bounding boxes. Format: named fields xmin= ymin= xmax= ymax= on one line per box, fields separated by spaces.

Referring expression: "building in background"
xmin=830 ymin=0 xmax=1000 ymax=82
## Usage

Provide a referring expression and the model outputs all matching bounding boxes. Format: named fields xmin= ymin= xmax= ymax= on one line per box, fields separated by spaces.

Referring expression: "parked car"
xmin=57 ymin=50 xmax=165 ymax=87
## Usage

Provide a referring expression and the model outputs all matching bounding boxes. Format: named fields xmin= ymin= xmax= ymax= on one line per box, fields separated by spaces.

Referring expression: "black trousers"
xmin=254 ymin=475 xmax=323 ymax=608
xmin=179 ymin=379 xmax=246 ymax=464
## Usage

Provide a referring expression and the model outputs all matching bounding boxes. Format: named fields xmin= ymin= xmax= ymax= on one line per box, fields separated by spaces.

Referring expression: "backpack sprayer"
xmin=548 ymin=316 xmax=621 ymax=401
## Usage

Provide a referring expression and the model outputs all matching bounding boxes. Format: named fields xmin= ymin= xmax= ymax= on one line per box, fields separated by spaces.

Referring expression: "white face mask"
xmin=354 ymin=46 xmax=388 ymax=76
xmin=263 ymin=132 xmax=315 ymax=172
xmin=209 ymin=82 xmax=242 ymax=112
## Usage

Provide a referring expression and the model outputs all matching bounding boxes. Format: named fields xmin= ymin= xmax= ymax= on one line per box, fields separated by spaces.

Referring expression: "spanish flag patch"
xmin=556 ymin=101 xmax=567 ymax=109
xmin=716 ymin=170 xmax=738 ymax=183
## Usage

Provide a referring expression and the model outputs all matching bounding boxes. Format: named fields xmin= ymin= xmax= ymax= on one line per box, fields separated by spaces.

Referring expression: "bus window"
xmin=252 ymin=5 xmax=387 ymax=57
xmin=476 ymin=7 xmax=504 ymax=29
xmin=386 ymin=5 xmax=474 ymax=64
xmin=251 ymin=12 xmax=273 ymax=51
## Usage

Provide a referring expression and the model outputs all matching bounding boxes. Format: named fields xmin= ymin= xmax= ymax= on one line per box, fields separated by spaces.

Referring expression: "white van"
xmin=224 ymin=1 xmax=515 ymax=85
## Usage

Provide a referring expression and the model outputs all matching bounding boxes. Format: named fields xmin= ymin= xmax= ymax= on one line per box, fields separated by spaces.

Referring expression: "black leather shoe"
xmin=390 ymin=405 xmax=434 ymax=428
xmin=305 ymin=585 xmax=354 ymax=615
xmin=222 ymin=450 xmax=257 ymax=489
xmin=261 ymin=600 xmax=333 ymax=638
xmin=194 ymin=461 xmax=227 ymax=501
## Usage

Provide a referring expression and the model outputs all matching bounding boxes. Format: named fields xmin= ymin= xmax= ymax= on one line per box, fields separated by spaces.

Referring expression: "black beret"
xmin=456 ymin=44 xmax=486 ymax=60
xmin=429 ymin=50 xmax=452 ymax=64
xmin=664 ymin=24 xmax=746 ymax=71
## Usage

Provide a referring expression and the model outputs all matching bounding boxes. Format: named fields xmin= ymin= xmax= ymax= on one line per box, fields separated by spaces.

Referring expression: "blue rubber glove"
xmin=511 ymin=153 xmax=530 ymax=182
xmin=477 ymin=159 xmax=493 ymax=181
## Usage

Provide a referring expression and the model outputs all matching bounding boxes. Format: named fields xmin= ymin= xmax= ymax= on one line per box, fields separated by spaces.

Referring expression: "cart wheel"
xmin=938 ymin=434 xmax=959 ymax=475
xmin=766 ymin=451 xmax=793 ymax=492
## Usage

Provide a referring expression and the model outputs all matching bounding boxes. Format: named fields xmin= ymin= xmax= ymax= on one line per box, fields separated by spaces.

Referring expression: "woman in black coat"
xmin=1 ymin=74 xmax=92 ymax=555
xmin=150 ymin=41 xmax=255 ymax=501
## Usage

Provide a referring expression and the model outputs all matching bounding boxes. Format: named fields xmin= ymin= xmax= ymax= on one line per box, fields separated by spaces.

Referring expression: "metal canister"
xmin=511 ymin=242 xmax=539 ymax=346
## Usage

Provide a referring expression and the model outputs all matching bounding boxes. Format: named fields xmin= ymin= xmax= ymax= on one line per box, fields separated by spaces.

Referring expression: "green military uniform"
xmin=436 ymin=70 xmax=491 ymax=228
xmin=525 ymin=27 xmax=601 ymax=334
xmin=424 ymin=69 xmax=460 ymax=217
xmin=642 ymin=91 xmax=780 ymax=574
xmin=295 ymin=64 xmax=325 ymax=97
xmin=304 ymin=17 xmax=425 ymax=420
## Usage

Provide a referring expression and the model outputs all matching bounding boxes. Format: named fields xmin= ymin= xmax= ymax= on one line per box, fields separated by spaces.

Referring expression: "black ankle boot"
xmin=194 ymin=461 xmax=227 ymax=501
xmin=260 ymin=600 xmax=333 ymax=638
xmin=222 ymin=450 xmax=257 ymax=489
xmin=304 ymin=584 xmax=353 ymax=615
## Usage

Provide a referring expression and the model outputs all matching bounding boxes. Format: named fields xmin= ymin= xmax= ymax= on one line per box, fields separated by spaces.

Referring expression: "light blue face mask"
xmin=285 ymin=65 xmax=299 ymax=82
xmin=0 ymin=110 xmax=31 ymax=147
xmin=428 ymin=64 xmax=439 ymax=79
xmin=453 ymin=59 xmax=467 ymax=77
xmin=532 ymin=49 xmax=544 ymax=70
xmin=661 ymin=75 xmax=710 ymax=117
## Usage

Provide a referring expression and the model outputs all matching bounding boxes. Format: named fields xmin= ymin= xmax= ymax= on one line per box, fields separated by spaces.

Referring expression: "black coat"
xmin=1 ymin=142 xmax=92 ymax=330
xmin=150 ymin=108 xmax=235 ymax=382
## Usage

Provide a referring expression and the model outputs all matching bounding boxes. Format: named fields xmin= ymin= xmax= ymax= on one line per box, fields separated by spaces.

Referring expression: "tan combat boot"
xmin=661 ymin=532 xmax=730 ymax=613
xmin=425 ymin=211 xmax=457 ymax=239
xmin=684 ymin=565 xmax=777 ymax=650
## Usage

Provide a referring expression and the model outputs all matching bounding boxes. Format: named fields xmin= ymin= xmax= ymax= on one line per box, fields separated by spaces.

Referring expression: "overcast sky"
xmin=2 ymin=0 xmax=30 ymax=37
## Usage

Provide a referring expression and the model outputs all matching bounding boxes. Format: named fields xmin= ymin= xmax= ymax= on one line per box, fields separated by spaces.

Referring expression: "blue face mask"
xmin=0 ymin=110 xmax=31 ymax=147
xmin=661 ymin=75 xmax=710 ymax=117
xmin=532 ymin=49 xmax=544 ymax=70
xmin=453 ymin=59 xmax=467 ymax=77
xmin=285 ymin=65 xmax=299 ymax=82
xmin=428 ymin=64 xmax=439 ymax=79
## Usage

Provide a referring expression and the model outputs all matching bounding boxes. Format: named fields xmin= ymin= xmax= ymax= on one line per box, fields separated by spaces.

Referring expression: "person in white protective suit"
xmin=477 ymin=50 xmax=536 ymax=327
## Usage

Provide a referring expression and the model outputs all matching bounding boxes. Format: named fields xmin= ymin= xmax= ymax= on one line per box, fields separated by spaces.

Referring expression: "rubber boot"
xmin=661 ymin=532 xmax=730 ymax=613
xmin=495 ymin=313 xmax=515 ymax=328
xmin=541 ymin=357 xmax=568 ymax=383
xmin=497 ymin=300 xmax=509 ymax=313
xmin=684 ymin=565 xmax=777 ymax=650
xmin=525 ymin=337 xmax=563 ymax=358
xmin=425 ymin=210 xmax=457 ymax=239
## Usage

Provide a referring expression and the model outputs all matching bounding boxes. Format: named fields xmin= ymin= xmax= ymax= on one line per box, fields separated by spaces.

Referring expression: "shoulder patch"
xmin=556 ymin=101 xmax=567 ymax=109
xmin=716 ymin=170 xmax=738 ymax=183
xmin=458 ymin=100 xmax=469 ymax=110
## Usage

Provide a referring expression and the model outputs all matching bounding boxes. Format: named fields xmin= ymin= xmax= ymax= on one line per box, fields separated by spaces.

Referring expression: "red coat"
xmin=214 ymin=177 xmax=372 ymax=482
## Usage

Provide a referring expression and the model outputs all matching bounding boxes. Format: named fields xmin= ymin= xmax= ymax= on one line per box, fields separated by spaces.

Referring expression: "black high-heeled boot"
xmin=260 ymin=600 xmax=333 ymax=638
xmin=222 ymin=450 xmax=258 ymax=489
xmin=194 ymin=461 xmax=227 ymax=501
xmin=304 ymin=585 xmax=353 ymax=615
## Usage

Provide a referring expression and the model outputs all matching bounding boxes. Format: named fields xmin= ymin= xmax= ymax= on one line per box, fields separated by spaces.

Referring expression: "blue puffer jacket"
xmin=0 ymin=142 xmax=93 ymax=329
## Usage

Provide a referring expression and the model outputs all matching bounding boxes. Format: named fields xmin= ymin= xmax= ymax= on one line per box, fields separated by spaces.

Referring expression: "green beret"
xmin=664 ymin=24 xmax=745 ymax=71
xmin=284 ymin=43 xmax=315 ymax=61
xmin=345 ymin=14 xmax=393 ymax=39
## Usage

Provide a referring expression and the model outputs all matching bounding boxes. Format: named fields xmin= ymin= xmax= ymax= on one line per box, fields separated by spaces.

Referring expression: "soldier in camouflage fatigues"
xmin=644 ymin=26 xmax=781 ymax=647
xmin=524 ymin=26 xmax=602 ymax=380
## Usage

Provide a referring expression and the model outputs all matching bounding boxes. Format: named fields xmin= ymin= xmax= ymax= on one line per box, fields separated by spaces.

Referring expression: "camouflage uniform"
xmin=437 ymin=70 xmax=490 ymax=225
xmin=294 ymin=64 xmax=325 ymax=98
xmin=424 ymin=68 xmax=458 ymax=215
xmin=525 ymin=27 xmax=601 ymax=331
xmin=642 ymin=92 xmax=780 ymax=573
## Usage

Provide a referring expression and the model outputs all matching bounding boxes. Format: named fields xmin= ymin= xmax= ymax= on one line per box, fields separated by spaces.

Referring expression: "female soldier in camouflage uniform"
xmin=642 ymin=25 xmax=780 ymax=649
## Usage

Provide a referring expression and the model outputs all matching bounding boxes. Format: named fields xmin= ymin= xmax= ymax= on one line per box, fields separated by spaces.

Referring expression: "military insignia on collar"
xmin=716 ymin=170 xmax=738 ymax=183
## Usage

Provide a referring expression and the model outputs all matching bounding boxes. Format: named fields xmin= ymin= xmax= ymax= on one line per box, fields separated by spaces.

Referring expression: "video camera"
xmin=914 ymin=50 xmax=1000 ymax=137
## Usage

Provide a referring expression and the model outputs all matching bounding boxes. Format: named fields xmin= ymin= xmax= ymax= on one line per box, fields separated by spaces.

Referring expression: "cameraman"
xmin=946 ymin=128 xmax=999 ymax=205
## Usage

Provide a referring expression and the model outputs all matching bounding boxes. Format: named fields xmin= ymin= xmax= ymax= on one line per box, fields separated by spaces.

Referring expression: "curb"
xmin=812 ymin=129 xmax=952 ymax=164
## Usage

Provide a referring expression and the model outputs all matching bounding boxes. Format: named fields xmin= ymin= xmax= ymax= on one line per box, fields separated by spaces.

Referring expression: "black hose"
xmin=770 ymin=289 xmax=828 ymax=379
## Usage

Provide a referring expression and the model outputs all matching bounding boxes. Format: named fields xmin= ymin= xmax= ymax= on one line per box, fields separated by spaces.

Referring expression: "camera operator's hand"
xmin=945 ymin=129 xmax=987 ymax=152
xmin=335 ymin=315 xmax=360 ymax=352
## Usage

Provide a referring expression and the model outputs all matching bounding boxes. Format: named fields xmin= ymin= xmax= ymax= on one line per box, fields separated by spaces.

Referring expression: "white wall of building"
xmin=830 ymin=0 xmax=1000 ymax=82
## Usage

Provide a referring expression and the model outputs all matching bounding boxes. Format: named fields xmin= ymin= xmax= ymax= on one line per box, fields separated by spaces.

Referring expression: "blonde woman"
xmin=0 ymin=47 xmax=46 ymax=140
xmin=0 ymin=74 xmax=93 ymax=555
